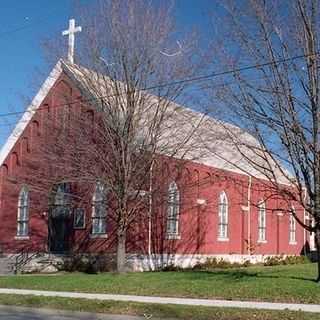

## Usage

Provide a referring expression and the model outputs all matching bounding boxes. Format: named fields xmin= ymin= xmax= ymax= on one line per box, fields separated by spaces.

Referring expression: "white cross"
xmin=62 ymin=19 xmax=82 ymax=64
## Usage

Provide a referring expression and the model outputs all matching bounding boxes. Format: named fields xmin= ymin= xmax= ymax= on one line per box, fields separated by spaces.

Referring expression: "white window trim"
xmin=166 ymin=181 xmax=180 ymax=239
xmin=309 ymin=218 xmax=316 ymax=250
xmin=14 ymin=236 xmax=30 ymax=240
xmin=89 ymin=234 xmax=108 ymax=239
xmin=17 ymin=186 xmax=29 ymax=237
xmin=217 ymin=237 xmax=230 ymax=242
xmin=91 ymin=182 xmax=107 ymax=235
xmin=258 ymin=200 xmax=266 ymax=243
xmin=218 ymin=191 xmax=228 ymax=240
xmin=166 ymin=234 xmax=181 ymax=240
xmin=289 ymin=208 xmax=297 ymax=245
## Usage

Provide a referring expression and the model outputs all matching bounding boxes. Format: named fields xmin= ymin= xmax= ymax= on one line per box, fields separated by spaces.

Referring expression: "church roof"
xmin=0 ymin=59 xmax=292 ymax=185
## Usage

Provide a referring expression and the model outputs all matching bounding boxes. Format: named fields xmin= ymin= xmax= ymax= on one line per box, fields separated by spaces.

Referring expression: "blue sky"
xmin=0 ymin=1 xmax=72 ymax=144
xmin=0 ymin=0 xmax=212 ymax=147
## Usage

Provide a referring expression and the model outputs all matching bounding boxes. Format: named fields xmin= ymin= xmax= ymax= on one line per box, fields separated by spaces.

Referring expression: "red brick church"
xmin=0 ymin=21 xmax=315 ymax=272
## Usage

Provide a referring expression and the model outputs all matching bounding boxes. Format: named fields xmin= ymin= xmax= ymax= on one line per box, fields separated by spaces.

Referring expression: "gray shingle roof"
xmin=0 ymin=59 xmax=291 ymax=185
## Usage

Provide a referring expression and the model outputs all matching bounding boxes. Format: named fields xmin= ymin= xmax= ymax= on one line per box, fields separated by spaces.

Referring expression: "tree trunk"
xmin=316 ymin=228 xmax=320 ymax=283
xmin=117 ymin=230 xmax=126 ymax=273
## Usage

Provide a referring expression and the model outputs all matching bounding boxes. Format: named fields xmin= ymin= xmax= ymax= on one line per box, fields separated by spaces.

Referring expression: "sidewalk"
xmin=0 ymin=288 xmax=319 ymax=313
xmin=0 ymin=304 xmax=145 ymax=320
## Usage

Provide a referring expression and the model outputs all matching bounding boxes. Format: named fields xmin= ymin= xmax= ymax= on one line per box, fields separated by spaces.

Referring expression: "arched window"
xmin=258 ymin=200 xmax=266 ymax=242
xmin=55 ymin=184 xmax=66 ymax=206
xmin=218 ymin=191 xmax=228 ymax=240
xmin=289 ymin=207 xmax=297 ymax=244
xmin=309 ymin=217 xmax=316 ymax=250
xmin=92 ymin=182 xmax=106 ymax=235
xmin=17 ymin=186 xmax=29 ymax=237
xmin=55 ymin=183 xmax=69 ymax=204
xmin=166 ymin=181 xmax=180 ymax=236
xmin=51 ymin=183 xmax=71 ymax=218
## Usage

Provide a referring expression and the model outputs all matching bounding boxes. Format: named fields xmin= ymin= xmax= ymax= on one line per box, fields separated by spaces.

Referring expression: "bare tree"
xmin=29 ymin=0 xmax=203 ymax=272
xmin=205 ymin=0 xmax=320 ymax=281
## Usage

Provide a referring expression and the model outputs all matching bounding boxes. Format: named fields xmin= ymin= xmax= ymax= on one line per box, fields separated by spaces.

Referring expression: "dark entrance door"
xmin=48 ymin=183 xmax=72 ymax=253
xmin=48 ymin=208 xmax=71 ymax=253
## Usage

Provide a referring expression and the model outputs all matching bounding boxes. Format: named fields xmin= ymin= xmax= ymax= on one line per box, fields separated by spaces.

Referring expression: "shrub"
xmin=61 ymin=254 xmax=114 ymax=273
xmin=161 ymin=264 xmax=184 ymax=272
xmin=242 ymin=259 xmax=252 ymax=267
xmin=192 ymin=257 xmax=252 ymax=270
xmin=263 ymin=255 xmax=309 ymax=266
xmin=62 ymin=255 xmax=95 ymax=273
xmin=151 ymin=255 xmax=309 ymax=272
xmin=284 ymin=255 xmax=310 ymax=264
xmin=263 ymin=256 xmax=284 ymax=266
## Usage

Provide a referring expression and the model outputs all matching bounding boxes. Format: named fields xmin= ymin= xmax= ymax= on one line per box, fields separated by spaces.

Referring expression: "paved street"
xmin=0 ymin=305 xmax=145 ymax=320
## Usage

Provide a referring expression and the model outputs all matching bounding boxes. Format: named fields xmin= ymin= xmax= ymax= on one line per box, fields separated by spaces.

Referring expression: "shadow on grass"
xmin=175 ymin=268 xmax=316 ymax=283
xmin=256 ymin=274 xmax=316 ymax=282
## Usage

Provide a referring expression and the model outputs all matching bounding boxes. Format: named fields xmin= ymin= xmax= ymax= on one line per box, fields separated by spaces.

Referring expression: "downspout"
xmin=148 ymin=159 xmax=154 ymax=269
xmin=247 ymin=176 xmax=252 ymax=255
xmin=241 ymin=175 xmax=252 ymax=255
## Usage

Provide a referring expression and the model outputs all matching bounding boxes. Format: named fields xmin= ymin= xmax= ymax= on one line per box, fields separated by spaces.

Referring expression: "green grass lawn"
xmin=0 ymin=263 xmax=318 ymax=304
xmin=0 ymin=294 xmax=318 ymax=320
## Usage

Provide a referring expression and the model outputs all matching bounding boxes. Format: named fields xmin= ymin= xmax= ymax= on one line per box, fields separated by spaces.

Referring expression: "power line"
xmin=0 ymin=50 xmax=317 ymax=122
xmin=0 ymin=8 xmax=64 ymax=39
xmin=0 ymin=0 xmax=105 ymax=40
xmin=0 ymin=75 xmax=265 ymax=131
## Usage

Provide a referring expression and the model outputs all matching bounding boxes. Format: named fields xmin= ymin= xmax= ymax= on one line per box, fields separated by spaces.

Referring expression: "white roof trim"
xmin=0 ymin=60 xmax=63 ymax=167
